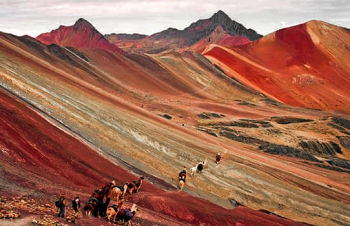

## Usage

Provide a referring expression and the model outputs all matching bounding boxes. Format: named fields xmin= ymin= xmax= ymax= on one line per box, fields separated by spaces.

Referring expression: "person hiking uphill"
xmin=178 ymin=166 xmax=187 ymax=182
xmin=216 ymin=152 xmax=221 ymax=164
xmin=72 ymin=195 xmax=80 ymax=216
xmin=55 ymin=193 xmax=67 ymax=218
xmin=178 ymin=166 xmax=187 ymax=191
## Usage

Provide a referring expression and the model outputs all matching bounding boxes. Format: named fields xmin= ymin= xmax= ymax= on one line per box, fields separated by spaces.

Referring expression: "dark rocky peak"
xmin=208 ymin=11 xmax=262 ymax=40
xmin=181 ymin=10 xmax=262 ymax=43
xmin=73 ymin=18 xmax=96 ymax=31
xmin=209 ymin=10 xmax=232 ymax=24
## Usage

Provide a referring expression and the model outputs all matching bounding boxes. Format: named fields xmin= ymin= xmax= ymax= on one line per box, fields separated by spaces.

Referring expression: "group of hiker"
xmin=55 ymin=176 xmax=144 ymax=224
xmin=55 ymin=194 xmax=80 ymax=218
xmin=178 ymin=152 xmax=222 ymax=190
xmin=54 ymin=152 xmax=222 ymax=221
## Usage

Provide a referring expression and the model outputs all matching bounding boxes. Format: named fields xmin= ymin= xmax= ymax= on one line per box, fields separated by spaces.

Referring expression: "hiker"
xmin=91 ymin=189 xmax=104 ymax=217
xmin=216 ymin=152 xmax=221 ymax=164
xmin=178 ymin=166 xmax=187 ymax=182
xmin=178 ymin=167 xmax=187 ymax=191
xmin=72 ymin=195 xmax=80 ymax=216
xmin=55 ymin=193 xmax=67 ymax=218
xmin=100 ymin=197 xmax=110 ymax=217
xmin=197 ymin=160 xmax=207 ymax=173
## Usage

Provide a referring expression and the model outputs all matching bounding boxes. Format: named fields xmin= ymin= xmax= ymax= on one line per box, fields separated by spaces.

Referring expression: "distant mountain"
xmin=36 ymin=18 xmax=124 ymax=53
xmin=203 ymin=20 xmax=350 ymax=112
xmin=104 ymin=33 xmax=147 ymax=51
xmin=106 ymin=10 xmax=262 ymax=53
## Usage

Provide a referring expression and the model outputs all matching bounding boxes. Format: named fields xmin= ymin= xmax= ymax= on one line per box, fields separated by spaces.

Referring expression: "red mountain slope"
xmin=36 ymin=18 xmax=123 ymax=54
xmin=204 ymin=20 xmax=350 ymax=113
xmin=191 ymin=26 xmax=251 ymax=52
xmin=0 ymin=85 xmax=302 ymax=226
xmin=2 ymin=24 xmax=350 ymax=225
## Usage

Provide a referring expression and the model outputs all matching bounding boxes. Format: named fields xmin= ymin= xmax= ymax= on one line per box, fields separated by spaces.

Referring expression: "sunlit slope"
xmin=204 ymin=21 xmax=350 ymax=113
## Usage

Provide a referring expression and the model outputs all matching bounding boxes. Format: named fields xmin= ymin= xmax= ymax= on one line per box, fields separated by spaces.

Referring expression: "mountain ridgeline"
xmin=105 ymin=10 xmax=262 ymax=53
xmin=151 ymin=10 xmax=262 ymax=44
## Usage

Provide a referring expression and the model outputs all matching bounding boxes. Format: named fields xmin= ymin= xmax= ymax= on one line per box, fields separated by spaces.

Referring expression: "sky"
xmin=0 ymin=0 xmax=349 ymax=37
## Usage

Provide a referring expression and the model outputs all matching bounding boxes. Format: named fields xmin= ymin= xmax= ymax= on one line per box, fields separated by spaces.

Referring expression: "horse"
xmin=189 ymin=166 xmax=197 ymax=176
xmin=106 ymin=200 xmax=123 ymax=222
xmin=115 ymin=204 xmax=138 ymax=226
xmin=83 ymin=197 xmax=98 ymax=217
xmin=91 ymin=189 xmax=106 ymax=217
xmin=190 ymin=159 xmax=207 ymax=176
xmin=92 ymin=189 xmax=104 ymax=202
xmin=178 ymin=179 xmax=185 ymax=191
xmin=101 ymin=182 xmax=113 ymax=201
xmin=109 ymin=183 xmax=128 ymax=203
xmin=131 ymin=176 xmax=144 ymax=193
xmin=125 ymin=177 xmax=143 ymax=196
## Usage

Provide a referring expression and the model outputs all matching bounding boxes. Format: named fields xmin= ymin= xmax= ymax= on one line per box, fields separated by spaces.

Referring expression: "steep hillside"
xmin=1 ymin=88 xmax=303 ymax=226
xmin=1 ymin=21 xmax=350 ymax=225
xmin=204 ymin=20 xmax=350 ymax=113
xmin=36 ymin=18 xmax=123 ymax=54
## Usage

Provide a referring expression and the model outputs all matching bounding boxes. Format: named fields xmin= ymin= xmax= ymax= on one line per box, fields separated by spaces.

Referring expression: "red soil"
xmin=36 ymin=19 xmax=123 ymax=54
xmin=0 ymin=89 xmax=133 ymax=192
xmin=0 ymin=89 xmax=304 ymax=225
xmin=188 ymin=26 xmax=252 ymax=53
xmin=204 ymin=21 xmax=350 ymax=112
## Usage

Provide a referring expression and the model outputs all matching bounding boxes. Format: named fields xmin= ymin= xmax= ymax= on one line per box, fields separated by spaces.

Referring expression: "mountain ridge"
xmin=36 ymin=18 xmax=124 ymax=54
xmin=106 ymin=10 xmax=262 ymax=53
xmin=203 ymin=19 xmax=350 ymax=112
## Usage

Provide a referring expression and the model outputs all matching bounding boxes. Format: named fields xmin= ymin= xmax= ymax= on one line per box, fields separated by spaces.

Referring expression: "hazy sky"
xmin=0 ymin=0 xmax=349 ymax=37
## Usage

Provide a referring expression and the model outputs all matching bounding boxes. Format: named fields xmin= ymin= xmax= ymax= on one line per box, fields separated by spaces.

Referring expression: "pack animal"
xmin=190 ymin=159 xmax=207 ymax=176
xmin=101 ymin=182 xmax=113 ymax=201
xmin=106 ymin=201 xmax=123 ymax=222
xmin=83 ymin=197 xmax=98 ymax=217
xmin=132 ymin=176 xmax=144 ymax=193
xmin=109 ymin=183 xmax=128 ymax=203
xmin=115 ymin=204 xmax=138 ymax=226
xmin=178 ymin=180 xmax=185 ymax=191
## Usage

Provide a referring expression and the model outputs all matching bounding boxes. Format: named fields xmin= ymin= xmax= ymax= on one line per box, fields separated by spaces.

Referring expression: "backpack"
xmin=55 ymin=198 xmax=63 ymax=207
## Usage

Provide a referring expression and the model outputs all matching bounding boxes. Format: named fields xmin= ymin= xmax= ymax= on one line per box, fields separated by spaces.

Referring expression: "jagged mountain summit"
xmin=106 ymin=10 xmax=262 ymax=53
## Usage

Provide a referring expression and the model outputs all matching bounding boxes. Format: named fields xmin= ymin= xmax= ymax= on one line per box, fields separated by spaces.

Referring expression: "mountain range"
xmin=105 ymin=10 xmax=261 ymax=53
xmin=1 ymin=10 xmax=350 ymax=225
